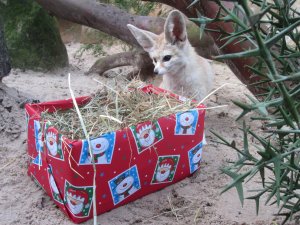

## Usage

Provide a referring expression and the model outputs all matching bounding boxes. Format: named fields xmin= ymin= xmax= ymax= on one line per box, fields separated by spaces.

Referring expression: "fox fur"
xmin=127 ymin=10 xmax=214 ymax=101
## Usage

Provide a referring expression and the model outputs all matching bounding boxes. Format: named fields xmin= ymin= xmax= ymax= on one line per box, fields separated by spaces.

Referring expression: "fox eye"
xmin=163 ymin=55 xmax=172 ymax=62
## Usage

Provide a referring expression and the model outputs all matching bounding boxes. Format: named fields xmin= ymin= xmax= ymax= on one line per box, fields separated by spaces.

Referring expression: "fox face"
xmin=127 ymin=10 xmax=188 ymax=76
xmin=127 ymin=10 xmax=214 ymax=101
xmin=149 ymin=41 xmax=188 ymax=76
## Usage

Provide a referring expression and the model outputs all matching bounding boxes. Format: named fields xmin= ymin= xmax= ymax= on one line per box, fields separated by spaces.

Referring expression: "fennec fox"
xmin=127 ymin=10 xmax=214 ymax=101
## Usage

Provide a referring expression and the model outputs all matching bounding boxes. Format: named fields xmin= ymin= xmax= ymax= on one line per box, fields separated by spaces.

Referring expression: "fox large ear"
xmin=164 ymin=10 xmax=187 ymax=46
xmin=127 ymin=24 xmax=158 ymax=52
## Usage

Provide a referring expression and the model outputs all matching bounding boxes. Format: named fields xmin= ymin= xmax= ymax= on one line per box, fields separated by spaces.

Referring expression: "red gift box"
xmin=25 ymin=85 xmax=206 ymax=223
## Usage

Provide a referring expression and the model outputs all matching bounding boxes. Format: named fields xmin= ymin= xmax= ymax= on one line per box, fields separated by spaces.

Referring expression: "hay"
xmin=41 ymin=80 xmax=198 ymax=140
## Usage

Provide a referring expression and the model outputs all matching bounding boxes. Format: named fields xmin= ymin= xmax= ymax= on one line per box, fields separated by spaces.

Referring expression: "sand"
xmin=0 ymin=43 xmax=295 ymax=225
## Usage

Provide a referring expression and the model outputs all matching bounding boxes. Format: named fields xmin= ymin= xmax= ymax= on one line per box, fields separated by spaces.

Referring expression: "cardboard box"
xmin=25 ymin=85 xmax=205 ymax=223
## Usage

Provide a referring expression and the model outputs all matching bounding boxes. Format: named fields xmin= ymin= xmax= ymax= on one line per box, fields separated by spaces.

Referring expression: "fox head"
xmin=127 ymin=10 xmax=189 ymax=76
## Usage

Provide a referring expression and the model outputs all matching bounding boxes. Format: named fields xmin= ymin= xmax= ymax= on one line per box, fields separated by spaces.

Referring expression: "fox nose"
xmin=154 ymin=69 xmax=158 ymax=75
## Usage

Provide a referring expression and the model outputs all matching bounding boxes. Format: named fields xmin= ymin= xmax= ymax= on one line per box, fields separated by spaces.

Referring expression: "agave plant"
xmin=192 ymin=0 xmax=300 ymax=223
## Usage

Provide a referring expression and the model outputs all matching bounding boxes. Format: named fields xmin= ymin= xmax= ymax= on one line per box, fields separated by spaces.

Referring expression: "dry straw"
xmin=67 ymin=74 xmax=97 ymax=225
xmin=42 ymin=79 xmax=201 ymax=140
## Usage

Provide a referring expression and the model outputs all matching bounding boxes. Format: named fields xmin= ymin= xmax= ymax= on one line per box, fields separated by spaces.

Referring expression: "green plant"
xmin=75 ymin=43 xmax=107 ymax=58
xmin=109 ymin=0 xmax=156 ymax=16
xmin=0 ymin=0 xmax=68 ymax=70
xmin=193 ymin=0 xmax=300 ymax=224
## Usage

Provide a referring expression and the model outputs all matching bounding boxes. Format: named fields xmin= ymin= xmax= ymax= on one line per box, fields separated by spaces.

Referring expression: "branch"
xmin=35 ymin=0 xmax=217 ymax=58
xmin=36 ymin=0 xmax=163 ymax=46
xmin=88 ymin=50 xmax=154 ymax=80
xmin=88 ymin=51 xmax=137 ymax=75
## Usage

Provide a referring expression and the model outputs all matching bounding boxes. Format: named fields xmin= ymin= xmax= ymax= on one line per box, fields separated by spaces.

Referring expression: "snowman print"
xmin=151 ymin=155 xmax=180 ymax=184
xmin=46 ymin=131 xmax=58 ymax=156
xmin=48 ymin=173 xmax=64 ymax=204
xmin=34 ymin=120 xmax=43 ymax=152
xmin=49 ymin=174 xmax=59 ymax=195
xmin=79 ymin=133 xmax=115 ymax=165
xmin=115 ymin=174 xmax=138 ymax=202
xmin=66 ymin=188 xmax=89 ymax=216
xmin=175 ymin=110 xmax=198 ymax=135
xmin=188 ymin=142 xmax=203 ymax=173
xmin=64 ymin=181 xmax=93 ymax=218
xmin=179 ymin=112 xmax=194 ymax=134
xmin=192 ymin=146 xmax=202 ymax=169
xmin=136 ymin=124 xmax=156 ymax=148
xmin=109 ymin=165 xmax=140 ymax=205
xmin=45 ymin=127 xmax=64 ymax=160
xmin=32 ymin=120 xmax=44 ymax=165
xmin=131 ymin=121 xmax=163 ymax=154
xmin=88 ymin=137 xmax=110 ymax=164
xmin=155 ymin=159 xmax=173 ymax=182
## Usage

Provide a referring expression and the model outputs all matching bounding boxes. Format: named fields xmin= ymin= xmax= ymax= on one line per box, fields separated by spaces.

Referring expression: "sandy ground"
xmin=0 ymin=43 xmax=296 ymax=225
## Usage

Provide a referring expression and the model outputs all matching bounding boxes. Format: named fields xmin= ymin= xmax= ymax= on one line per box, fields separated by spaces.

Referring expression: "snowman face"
xmin=156 ymin=165 xmax=171 ymax=182
xmin=138 ymin=128 xmax=155 ymax=147
xmin=37 ymin=132 xmax=43 ymax=148
xmin=34 ymin=121 xmax=44 ymax=150
xmin=46 ymin=132 xmax=58 ymax=156
xmin=91 ymin=137 xmax=109 ymax=155
xmin=67 ymin=194 xmax=84 ymax=215
xmin=192 ymin=148 xmax=202 ymax=164
xmin=179 ymin=112 xmax=195 ymax=127
xmin=49 ymin=174 xmax=59 ymax=194
xmin=115 ymin=176 xmax=134 ymax=195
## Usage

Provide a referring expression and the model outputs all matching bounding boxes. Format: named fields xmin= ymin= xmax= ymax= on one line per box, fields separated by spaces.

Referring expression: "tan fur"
xmin=127 ymin=10 xmax=214 ymax=101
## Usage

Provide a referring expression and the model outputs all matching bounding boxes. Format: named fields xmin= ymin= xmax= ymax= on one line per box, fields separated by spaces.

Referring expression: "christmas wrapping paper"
xmin=25 ymin=85 xmax=206 ymax=224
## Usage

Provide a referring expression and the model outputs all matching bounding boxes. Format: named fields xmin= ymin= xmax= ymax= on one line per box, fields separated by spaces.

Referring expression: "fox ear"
xmin=164 ymin=10 xmax=187 ymax=46
xmin=127 ymin=24 xmax=158 ymax=52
